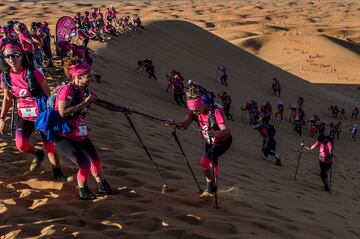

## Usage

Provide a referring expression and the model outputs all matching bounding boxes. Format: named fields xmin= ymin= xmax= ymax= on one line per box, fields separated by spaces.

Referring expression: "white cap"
xmin=188 ymin=79 xmax=193 ymax=85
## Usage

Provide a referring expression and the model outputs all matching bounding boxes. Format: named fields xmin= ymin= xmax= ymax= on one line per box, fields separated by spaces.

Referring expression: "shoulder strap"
xmin=208 ymin=107 xmax=220 ymax=130
xmin=25 ymin=69 xmax=43 ymax=97
xmin=1 ymin=71 xmax=12 ymax=93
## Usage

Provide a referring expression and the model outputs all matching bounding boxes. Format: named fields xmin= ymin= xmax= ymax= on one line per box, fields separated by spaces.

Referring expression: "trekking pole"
xmin=206 ymin=139 xmax=219 ymax=209
xmin=329 ymin=166 xmax=332 ymax=194
xmin=122 ymin=111 xmax=168 ymax=193
xmin=9 ymin=97 xmax=15 ymax=136
xmin=294 ymin=142 xmax=304 ymax=181
xmin=212 ymin=158 xmax=219 ymax=209
xmin=96 ymin=98 xmax=166 ymax=123
xmin=171 ymin=126 xmax=202 ymax=192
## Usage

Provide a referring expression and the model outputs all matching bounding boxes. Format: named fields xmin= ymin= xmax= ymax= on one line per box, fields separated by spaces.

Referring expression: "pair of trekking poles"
xmin=294 ymin=142 xmax=332 ymax=194
xmin=97 ymin=99 xmax=219 ymax=208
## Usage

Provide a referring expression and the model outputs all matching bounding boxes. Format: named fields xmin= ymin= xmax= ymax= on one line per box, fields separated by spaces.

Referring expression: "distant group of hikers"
xmin=0 ymin=7 xmax=359 ymax=203
xmin=134 ymin=54 xmax=358 ymax=198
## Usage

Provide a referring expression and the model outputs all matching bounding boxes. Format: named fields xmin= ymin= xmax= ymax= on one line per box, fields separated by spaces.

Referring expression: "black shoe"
xmin=79 ymin=186 xmax=96 ymax=200
xmin=53 ymin=167 xmax=67 ymax=181
xmin=324 ymin=185 xmax=330 ymax=192
xmin=98 ymin=179 xmax=113 ymax=195
xmin=30 ymin=149 xmax=44 ymax=172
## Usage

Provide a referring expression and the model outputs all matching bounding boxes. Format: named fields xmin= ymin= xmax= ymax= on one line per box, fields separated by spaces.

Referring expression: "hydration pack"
xmin=1 ymin=69 xmax=43 ymax=97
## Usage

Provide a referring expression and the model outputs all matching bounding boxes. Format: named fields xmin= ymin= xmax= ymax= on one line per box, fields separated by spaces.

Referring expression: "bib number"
xmin=74 ymin=118 xmax=88 ymax=137
xmin=17 ymin=98 xmax=38 ymax=121
xmin=78 ymin=125 xmax=88 ymax=136
xmin=20 ymin=107 xmax=37 ymax=117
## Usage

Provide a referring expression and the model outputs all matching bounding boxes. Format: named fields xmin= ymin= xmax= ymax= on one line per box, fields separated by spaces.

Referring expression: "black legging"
xmin=262 ymin=137 xmax=276 ymax=157
xmin=220 ymin=75 xmax=228 ymax=86
xmin=319 ymin=161 xmax=332 ymax=187
xmin=174 ymin=93 xmax=185 ymax=106
xmin=55 ymin=137 xmax=102 ymax=184
xmin=204 ymin=136 xmax=232 ymax=166
xmin=224 ymin=106 xmax=233 ymax=120
xmin=43 ymin=39 xmax=52 ymax=61
xmin=145 ymin=68 xmax=157 ymax=80
xmin=15 ymin=117 xmax=56 ymax=154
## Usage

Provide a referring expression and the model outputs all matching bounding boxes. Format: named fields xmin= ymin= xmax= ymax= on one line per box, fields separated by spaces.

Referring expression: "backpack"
xmin=2 ymin=69 xmax=43 ymax=97
xmin=46 ymin=83 xmax=88 ymax=116
xmin=46 ymin=83 xmax=67 ymax=110
xmin=192 ymin=104 xmax=222 ymax=131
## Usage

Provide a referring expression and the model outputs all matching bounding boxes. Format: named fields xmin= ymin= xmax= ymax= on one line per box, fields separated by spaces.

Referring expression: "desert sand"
xmin=0 ymin=0 xmax=360 ymax=238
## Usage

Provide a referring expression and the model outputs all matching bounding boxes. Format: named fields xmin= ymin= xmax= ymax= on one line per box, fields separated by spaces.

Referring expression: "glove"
xmin=300 ymin=142 xmax=305 ymax=147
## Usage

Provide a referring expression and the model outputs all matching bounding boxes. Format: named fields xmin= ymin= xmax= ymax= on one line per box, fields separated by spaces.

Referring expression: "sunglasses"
xmin=192 ymin=109 xmax=200 ymax=115
xmin=3 ymin=52 xmax=21 ymax=59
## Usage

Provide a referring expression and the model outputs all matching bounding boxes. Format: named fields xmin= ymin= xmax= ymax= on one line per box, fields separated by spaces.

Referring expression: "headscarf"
xmin=1 ymin=43 xmax=23 ymax=53
xmin=187 ymin=97 xmax=204 ymax=110
xmin=68 ymin=62 xmax=92 ymax=78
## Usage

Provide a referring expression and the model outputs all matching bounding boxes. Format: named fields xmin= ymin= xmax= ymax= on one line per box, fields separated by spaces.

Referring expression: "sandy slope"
xmin=0 ymin=1 xmax=360 ymax=239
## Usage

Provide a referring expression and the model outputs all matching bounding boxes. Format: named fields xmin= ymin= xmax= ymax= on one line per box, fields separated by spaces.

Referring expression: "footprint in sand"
xmin=0 ymin=204 xmax=8 ymax=214
xmin=203 ymin=219 xmax=239 ymax=234
xmin=1 ymin=230 xmax=21 ymax=239
xmin=176 ymin=213 xmax=202 ymax=225
xmin=100 ymin=220 xmax=123 ymax=230
xmin=117 ymin=186 xmax=142 ymax=198
xmin=300 ymin=209 xmax=315 ymax=215
xmin=29 ymin=198 xmax=48 ymax=210
xmin=266 ymin=203 xmax=282 ymax=210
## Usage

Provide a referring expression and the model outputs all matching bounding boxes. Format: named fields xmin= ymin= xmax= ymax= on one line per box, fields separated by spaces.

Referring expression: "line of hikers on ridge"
xmin=0 ymin=6 xmax=145 ymax=200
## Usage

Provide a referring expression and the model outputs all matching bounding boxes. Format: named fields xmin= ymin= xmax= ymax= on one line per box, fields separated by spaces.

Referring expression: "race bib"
xmin=73 ymin=118 xmax=88 ymax=137
xmin=17 ymin=97 xmax=38 ymax=121
xmin=20 ymin=107 xmax=37 ymax=117
xmin=78 ymin=125 xmax=88 ymax=136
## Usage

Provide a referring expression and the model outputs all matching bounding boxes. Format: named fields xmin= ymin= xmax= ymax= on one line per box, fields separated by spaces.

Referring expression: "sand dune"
xmin=1 ymin=1 xmax=360 ymax=239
